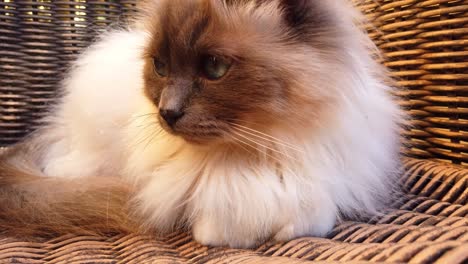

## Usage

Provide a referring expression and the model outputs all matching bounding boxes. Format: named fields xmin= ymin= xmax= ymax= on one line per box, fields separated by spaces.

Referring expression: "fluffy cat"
xmin=0 ymin=0 xmax=403 ymax=248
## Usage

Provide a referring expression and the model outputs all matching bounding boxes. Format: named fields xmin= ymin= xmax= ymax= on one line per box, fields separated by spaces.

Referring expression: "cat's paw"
xmin=274 ymin=216 xmax=336 ymax=242
xmin=192 ymin=217 xmax=226 ymax=247
xmin=192 ymin=217 xmax=261 ymax=248
xmin=273 ymin=224 xmax=295 ymax=242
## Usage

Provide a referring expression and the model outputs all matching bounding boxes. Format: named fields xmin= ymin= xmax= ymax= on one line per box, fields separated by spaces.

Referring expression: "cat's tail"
xmin=0 ymin=147 xmax=140 ymax=238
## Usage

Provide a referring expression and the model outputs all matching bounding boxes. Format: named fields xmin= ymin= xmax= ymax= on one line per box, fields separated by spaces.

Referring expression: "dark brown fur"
xmin=140 ymin=0 xmax=343 ymax=143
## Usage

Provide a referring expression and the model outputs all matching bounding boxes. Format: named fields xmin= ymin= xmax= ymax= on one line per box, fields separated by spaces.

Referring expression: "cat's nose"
xmin=160 ymin=109 xmax=184 ymax=127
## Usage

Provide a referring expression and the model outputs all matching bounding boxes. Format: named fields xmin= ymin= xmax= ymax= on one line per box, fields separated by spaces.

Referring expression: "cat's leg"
xmin=192 ymin=214 xmax=226 ymax=247
xmin=274 ymin=191 xmax=337 ymax=242
xmin=41 ymin=133 xmax=120 ymax=178
xmin=42 ymin=149 xmax=106 ymax=178
xmin=192 ymin=212 xmax=272 ymax=248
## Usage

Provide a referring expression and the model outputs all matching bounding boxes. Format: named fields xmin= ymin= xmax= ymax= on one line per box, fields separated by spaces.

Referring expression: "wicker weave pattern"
xmin=0 ymin=158 xmax=466 ymax=263
xmin=0 ymin=0 xmax=137 ymax=146
xmin=355 ymin=0 xmax=468 ymax=165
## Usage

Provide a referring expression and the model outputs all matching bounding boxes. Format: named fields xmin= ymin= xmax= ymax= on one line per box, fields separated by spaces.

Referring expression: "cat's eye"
xmin=201 ymin=55 xmax=232 ymax=80
xmin=153 ymin=57 xmax=168 ymax=77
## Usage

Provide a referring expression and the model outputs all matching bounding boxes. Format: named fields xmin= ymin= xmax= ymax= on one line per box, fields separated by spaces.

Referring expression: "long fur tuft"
xmin=0 ymin=147 xmax=141 ymax=239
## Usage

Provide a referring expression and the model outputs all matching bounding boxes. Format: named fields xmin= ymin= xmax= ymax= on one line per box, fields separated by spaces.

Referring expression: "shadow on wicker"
xmin=0 ymin=0 xmax=467 ymax=263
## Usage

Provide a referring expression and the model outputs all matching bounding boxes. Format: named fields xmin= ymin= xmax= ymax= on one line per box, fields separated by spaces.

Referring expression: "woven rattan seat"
xmin=0 ymin=0 xmax=467 ymax=263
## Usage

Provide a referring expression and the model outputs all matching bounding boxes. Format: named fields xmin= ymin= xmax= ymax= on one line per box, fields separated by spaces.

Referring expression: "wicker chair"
xmin=0 ymin=0 xmax=467 ymax=263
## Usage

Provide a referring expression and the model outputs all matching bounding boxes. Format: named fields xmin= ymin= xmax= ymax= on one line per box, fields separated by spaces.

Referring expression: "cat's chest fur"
xmin=122 ymin=123 xmax=337 ymax=248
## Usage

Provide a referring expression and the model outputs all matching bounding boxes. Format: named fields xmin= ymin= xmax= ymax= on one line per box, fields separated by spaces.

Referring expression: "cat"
xmin=0 ymin=0 xmax=403 ymax=248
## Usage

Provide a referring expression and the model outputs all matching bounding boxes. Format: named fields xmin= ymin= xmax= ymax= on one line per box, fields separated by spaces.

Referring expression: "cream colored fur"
xmin=16 ymin=0 xmax=403 ymax=248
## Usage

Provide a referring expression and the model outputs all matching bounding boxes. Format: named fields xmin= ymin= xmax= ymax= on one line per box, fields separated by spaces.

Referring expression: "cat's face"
xmin=142 ymin=0 xmax=347 ymax=144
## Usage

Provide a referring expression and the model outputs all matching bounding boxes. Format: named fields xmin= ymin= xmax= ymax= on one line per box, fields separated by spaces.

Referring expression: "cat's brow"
xmin=189 ymin=15 xmax=210 ymax=47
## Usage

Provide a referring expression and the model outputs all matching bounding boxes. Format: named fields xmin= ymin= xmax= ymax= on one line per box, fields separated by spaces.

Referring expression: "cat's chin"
xmin=175 ymin=134 xmax=240 ymax=150
xmin=180 ymin=136 xmax=211 ymax=145
xmin=160 ymin=125 xmax=228 ymax=146
xmin=167 ymin=131 xmax=224 ymax=146
xmin=182 ymin=136 xmax=236 ymax=148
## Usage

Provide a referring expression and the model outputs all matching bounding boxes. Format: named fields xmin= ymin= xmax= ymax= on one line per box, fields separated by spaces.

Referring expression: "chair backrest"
xmin=0 ymin=0 xmax=137 ymax=145
xmin=1 ymin=0 xmax=467 ymax=165
xmin=354 ymin=0 xmax=467 ymax=165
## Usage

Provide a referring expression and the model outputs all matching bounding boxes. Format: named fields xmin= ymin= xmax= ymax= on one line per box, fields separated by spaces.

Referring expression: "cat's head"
xmin=141 ymin=0 xmax=360 ymax=145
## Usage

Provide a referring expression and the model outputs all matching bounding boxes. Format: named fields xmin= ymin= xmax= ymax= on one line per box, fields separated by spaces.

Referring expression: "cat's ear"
xmin=275 ymin=0 xmax=330 ymax=37
xmin=277 ymin=0 xmax=312 ymax=29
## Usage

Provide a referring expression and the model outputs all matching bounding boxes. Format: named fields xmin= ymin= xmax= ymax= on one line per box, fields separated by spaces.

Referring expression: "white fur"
xmin=31 ymin=0 xmax=402 ymax=248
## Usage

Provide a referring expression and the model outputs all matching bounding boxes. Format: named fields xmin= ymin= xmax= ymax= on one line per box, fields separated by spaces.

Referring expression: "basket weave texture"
xmin=0 ymin=0 xmax=467 ymax=263
xmin=0 ymin=158 xmax=467 ymax=263
xmin=357 ymin=0 xmax=468 ymax=165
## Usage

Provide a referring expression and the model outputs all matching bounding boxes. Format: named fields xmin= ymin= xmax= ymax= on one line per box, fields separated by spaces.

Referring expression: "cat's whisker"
xmin=227 ymin=134 xmax=256 ymax=157
xmin=123 ymin=113 xmax=160 ymax=130
xmin=123 ymin=115 xmax=160 ymax=147
xmin=133 ymin=122 xmax=159 ymax=148
xmin=231 ymin=130 xmax=299 ymax=162
xmin=142 ymin=127 xmax=164 ymax=152
xmin=133 ymin=120 xmax=156 ymax=139
xmin=228 ymin=123 xmax=304 ymax=155
xmin=140 ymin=127 xmax=157 ymax=148
xmin=230 ymin=134 xmax=287 ymax=166
xmin=230 ymin=134 xmax=297 ymax=178
xmin=132 ymin=130 xmax=152 ymax=148
xmin=125 ymin=112 xmax=159 ymax=125
xmin=139 ymin=124 xmax=164 ymax=151
xmin=227 ymin=121 xmax=302 ymax=150
xmin=133 ymin=120 xmax=157 ymax=130
xmin=230 ymin=126 xmax=305 ymax=154
xmin=225 ymin=118 xmax=259 ymax=126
